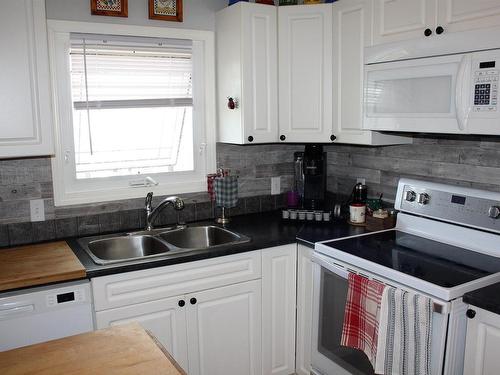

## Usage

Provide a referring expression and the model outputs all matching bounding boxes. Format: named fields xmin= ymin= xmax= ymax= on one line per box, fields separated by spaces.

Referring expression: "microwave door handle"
xmin=455 ymin=54 xmax=473 ymax=131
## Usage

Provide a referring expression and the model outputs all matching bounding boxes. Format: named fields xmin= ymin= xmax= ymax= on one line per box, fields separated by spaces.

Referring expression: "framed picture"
xmin=149 ymin=0 xmax=183 ymax=22
xmin=91 ymin=0 xmax=128 ymax=17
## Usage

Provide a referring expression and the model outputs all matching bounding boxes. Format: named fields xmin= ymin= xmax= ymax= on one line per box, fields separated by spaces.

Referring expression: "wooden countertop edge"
xmin=146 ymin=330 xmax=188 ymax=375
xmin=0 ymin=269 xmax=87 ymax=292
xmin=0 ymin=323 xmax=185 ymax=375
xmin=0 ymin=241 xmax=87 ymax=292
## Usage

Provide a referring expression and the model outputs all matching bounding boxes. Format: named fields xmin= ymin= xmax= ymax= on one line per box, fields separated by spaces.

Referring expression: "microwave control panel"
xmin=473 ymin=60 xmax=498 ymax=112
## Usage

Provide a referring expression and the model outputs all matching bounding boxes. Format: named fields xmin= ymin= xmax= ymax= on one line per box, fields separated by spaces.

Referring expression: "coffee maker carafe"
xmin=303 ymin=144 xmax=326 ymax=210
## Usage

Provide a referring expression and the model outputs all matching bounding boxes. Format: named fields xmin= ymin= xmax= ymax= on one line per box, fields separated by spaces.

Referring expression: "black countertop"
xmin=70 ymin=210 xmax=367 ymax=278
xmin=464 ymin=283 xmax=500 ymax=315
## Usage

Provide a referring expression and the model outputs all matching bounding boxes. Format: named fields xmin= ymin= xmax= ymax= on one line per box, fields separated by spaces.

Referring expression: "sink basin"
xmin=82 ymin=235 xmax=171 ymax=264
xmin=77 ymin=225 xmax=250 ymax=265
xmin=158 ymin=226 xmax=249 ymax=250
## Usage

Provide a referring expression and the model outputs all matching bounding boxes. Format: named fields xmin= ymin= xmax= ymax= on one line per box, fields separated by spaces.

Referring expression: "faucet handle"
xmin=145 ymin=192 xmax=153 ymax=210
xmin=171 ymin=196 xmax=185 ymax=211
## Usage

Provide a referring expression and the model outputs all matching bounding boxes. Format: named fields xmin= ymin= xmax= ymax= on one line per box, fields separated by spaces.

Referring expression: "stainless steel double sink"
xmin=77 ymin=225 xmax=250 ymax=265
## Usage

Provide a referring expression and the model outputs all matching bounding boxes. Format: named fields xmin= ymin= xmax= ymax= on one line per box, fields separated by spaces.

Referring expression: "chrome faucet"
xmin=145 ymin=192 xmax=185 ymax=231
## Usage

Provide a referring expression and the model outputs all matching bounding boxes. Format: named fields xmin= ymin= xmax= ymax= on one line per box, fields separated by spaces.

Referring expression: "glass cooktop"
xmin=324 ymin=230 xmax=500 ymax=288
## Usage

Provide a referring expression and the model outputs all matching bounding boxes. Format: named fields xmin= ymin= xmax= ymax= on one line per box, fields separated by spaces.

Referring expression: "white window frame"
xmin=47 ymin=20 xmax=216 ymax=206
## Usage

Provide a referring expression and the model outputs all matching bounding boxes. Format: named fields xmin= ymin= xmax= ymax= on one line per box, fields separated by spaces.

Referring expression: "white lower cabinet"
xmin=93 ymin=247 xmax=298 ymax=375
xmin=262 ymin=244 xmax=297 ymax=375
xmin=464 ymin=306 xmax=500 ymax=375
xmin=295 ymin=244 xmax=314 ymax=375
xmin=187 ymin=280 xmax=262 ymax=375
xmin=95 ymin=295 xmax=189 ymax=370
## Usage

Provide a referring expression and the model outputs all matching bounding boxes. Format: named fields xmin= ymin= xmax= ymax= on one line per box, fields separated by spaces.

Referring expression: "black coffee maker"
xmin=302 ymin=144 xmax=326 ymax=210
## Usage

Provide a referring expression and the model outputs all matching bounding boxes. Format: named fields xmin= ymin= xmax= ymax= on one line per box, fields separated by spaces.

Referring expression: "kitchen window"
xmin=48 ymin=22 xmax=216 ymax=206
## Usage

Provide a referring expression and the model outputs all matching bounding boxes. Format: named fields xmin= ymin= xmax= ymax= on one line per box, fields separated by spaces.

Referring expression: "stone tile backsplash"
xmin=2 ymin=135 xmax=500 ymax=247
xmin=0 ymin=143 xmax=296 ymax=246
xmin=325 ymin=134 xmax=500 ymax=202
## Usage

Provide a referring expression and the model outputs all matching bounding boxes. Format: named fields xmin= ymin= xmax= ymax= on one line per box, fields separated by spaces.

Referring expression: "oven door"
xmin=311 ymin=252 xmax=449 ymax=375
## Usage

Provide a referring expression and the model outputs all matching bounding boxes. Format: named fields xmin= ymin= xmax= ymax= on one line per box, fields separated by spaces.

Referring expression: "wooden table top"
xmin=0 ymin=241 xmax=86 ymax=292
xmin=0 ymin=323 xmax=186 ymax=375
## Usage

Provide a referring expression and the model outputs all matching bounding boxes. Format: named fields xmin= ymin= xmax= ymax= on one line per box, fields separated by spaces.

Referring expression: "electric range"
xmin=312 ymin=178 xmax=500 ymax=375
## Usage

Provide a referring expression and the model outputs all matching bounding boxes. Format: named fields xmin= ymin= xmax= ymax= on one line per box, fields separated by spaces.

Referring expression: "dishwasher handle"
xmin=0 ymin=304 xmax=35 ymax=319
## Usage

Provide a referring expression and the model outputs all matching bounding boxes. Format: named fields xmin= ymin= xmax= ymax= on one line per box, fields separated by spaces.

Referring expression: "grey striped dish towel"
xmin=214 ymin=176 xmax=239 ymax=208
xmin=375 ymin=287 xmax=433 ymax=375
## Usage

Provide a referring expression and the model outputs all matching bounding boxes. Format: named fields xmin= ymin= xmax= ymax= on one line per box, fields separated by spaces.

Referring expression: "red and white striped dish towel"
xmin=341 ymin=273 xmax=386 ymax=368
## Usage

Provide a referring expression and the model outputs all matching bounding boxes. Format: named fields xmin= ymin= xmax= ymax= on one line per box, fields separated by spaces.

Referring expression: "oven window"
xmin=318 ymin=267 xmax=375 ymax=374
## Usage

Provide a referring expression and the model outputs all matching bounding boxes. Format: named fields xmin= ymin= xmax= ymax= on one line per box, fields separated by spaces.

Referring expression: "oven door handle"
xmin=312 ymin=252 xmax=349 ymax=279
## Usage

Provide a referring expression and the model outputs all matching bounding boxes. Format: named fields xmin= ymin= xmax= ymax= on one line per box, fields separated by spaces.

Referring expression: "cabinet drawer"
xmin=92 ymin=251 xmax=261 ymax=311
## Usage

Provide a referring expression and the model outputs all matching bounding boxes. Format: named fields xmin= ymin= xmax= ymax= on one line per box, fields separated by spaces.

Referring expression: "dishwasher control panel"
xmin=46 ymin=288 xmax=86 ymax=307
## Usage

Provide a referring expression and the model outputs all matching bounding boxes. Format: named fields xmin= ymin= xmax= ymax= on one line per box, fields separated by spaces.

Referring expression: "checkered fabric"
xmin=214 ymin=176 xmax=238 ymax=208
xmin=341 ymin=273 xmax=386 ymax=369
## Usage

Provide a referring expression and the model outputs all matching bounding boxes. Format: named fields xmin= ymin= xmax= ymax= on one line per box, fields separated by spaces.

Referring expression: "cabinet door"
xmin=0 ymin=0 xmax=53 ymax=157
xmin=262 ymin=244 xmax=297 ymax=375
xmin=186 ymin=279 xmax=262 ymax=375
xmin=295 ymin=245 xmax=314 ymax=375
xmin=464 ymin=307 xmax=500 ymax=375
xmin=241 ymin=4 xmax=278 ymax=144
xmin=216 ymin=3 xmax=278 ymax=144
xmin=372 ymin=0 xmax=437 ymax=45
xmin=437 ymin=0 xmax=500 ymax=34
xmin=278 ymin=5 xmax=333 ymax=143
xmin=95 ymin=296 xmax=189 ymax=371
xmin=332 ymin=0 xmax=412 ymax=146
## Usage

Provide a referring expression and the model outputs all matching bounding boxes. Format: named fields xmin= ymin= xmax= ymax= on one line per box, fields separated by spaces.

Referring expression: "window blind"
xmin=68 ymin=34 xmax=195 ymax=179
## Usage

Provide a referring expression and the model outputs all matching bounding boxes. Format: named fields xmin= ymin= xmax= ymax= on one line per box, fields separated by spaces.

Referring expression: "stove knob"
xmin=405 ymin=191 xmax=417 ymax=202
xmin=418 ymin=193 xmax=430 ymax=205
xmin=488 ymin=206 xmax=500 ymax=219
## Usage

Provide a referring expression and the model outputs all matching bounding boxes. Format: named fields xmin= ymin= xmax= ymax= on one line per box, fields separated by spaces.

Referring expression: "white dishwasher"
xmin=0 ymin=280 xmax=94 ymax=351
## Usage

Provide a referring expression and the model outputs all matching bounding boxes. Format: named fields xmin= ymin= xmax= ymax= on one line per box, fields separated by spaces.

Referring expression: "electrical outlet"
xmin=30 ymin=199 xmax=45 ymax=222
xmin=271 ymin=177 xmax=281 ymax=195
xmin=356 ymin=177 xmax=366 ymax=185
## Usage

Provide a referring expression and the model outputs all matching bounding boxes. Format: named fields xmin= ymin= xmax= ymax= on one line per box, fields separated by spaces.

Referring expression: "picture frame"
xmin=149 ymin=0 xmax=183 ymax=22
xmin=91 ymin=0 xmax=128 ymax=17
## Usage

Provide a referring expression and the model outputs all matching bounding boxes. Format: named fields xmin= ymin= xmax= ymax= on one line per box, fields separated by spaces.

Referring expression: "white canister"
xmin=306 ymin=211 xmax=314 ymax=221
xmin=289 ymin=210 xmax=297 ymax=220
xmin=349 ymin=203 xmax=366 ymax=224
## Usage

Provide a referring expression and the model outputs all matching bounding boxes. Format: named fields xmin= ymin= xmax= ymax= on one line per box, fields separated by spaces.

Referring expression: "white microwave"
xmin=363 ymin=49 xmax=500 ymax=135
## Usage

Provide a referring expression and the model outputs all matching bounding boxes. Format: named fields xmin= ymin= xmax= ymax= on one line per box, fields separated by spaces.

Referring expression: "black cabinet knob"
xmin=247 ymin=136 xmax=254 ymax=142
xmin=280 ymin=135 xmax=286 ymax=141
xmin=178 ymin=300 xmax=185 ymax=307
xmin=424 ymin=28 xmax=432 ymax=37
xmin=190 ymin=297 xmax=197 ymax=305
xmin=466 ymin=309 xmax=476 ymax=319
xmin=436 ymin=26 xmax=444 ymax=35
xmin=330 ymin=134 xmax=336 ymax=142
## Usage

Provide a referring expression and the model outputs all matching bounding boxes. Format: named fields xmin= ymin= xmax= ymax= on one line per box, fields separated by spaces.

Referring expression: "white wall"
xmin=45 ymin=0 xmax=228 ymax=30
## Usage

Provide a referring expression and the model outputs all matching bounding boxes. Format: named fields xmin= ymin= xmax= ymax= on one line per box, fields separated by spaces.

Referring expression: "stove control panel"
xmin=396 ymin=179 xmax=500 ymax=233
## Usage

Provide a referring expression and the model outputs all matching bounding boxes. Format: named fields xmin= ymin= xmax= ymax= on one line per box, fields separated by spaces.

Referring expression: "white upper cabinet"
xmin=332 ymin=0 xmax=412 ymax=145
xmin=437 ymin=0 xmax=500 ymax=34
xmin=0 ymin=0 xmax=54 ymax=158
xmin=278 ymin=5 xmax=334 ymax=144
xmin=216 ymin=3 xmax=278 ymax=144
xmin=373 ymin=0 xmax=500 ymax=45
xmin=372 ymin=0 xmax=436 ymax=45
